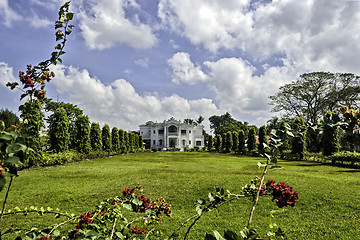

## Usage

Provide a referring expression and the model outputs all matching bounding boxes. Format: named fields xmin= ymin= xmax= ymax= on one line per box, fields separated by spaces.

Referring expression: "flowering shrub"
xmin=266 ymin=180 xmax=299 ymax=208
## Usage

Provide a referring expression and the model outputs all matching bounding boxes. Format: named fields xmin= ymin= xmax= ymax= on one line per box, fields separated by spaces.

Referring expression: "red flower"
xmin=122 ymin=187 xmax=135 ymax=196
xmin=39 ymin=236 xmax=51 ymax=240
xmin=267 ymin=180 xmax=299 ymax=208
xmin=131 ymin=226 xmax=147 ymax=234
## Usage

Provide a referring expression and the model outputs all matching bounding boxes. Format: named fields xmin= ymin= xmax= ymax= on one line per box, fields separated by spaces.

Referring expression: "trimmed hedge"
xmin=330 ymin=151 xmax=360 ymax=165
xmin=41 ymin=150 xmax=83 ymax=166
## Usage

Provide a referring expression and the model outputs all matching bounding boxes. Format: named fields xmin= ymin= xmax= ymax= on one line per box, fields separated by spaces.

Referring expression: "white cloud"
xmin=28 ymin=13 xmax=52 ymax=29
xmin=50 ymin=65 xmax=218 ymax=131
xmin=166 ymin=53 xmax=298 ymax=126
xmin=159 ymin=0 xmax=360 ymax=75
xmin=0 ymin=0 xmax=22 ymax=26
xmin=168 ymin=52 xmax=206 ymax=85
xmin=77 ymin=0 xmax=157 ymax=50
xmin=158 ymin=0 xmax=253 ymax=52
xmin=0 ymin=62 xmax=17 ymax=87
xmin=134 ymin=58 xmax=149 ymax=68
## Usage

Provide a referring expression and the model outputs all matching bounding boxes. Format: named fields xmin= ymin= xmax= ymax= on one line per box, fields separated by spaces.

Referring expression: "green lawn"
xmin=1 ymin=152 xmax=360 ymax=239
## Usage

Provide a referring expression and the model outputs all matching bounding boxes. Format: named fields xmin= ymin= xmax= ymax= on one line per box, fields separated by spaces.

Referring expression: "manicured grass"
xmin=1 ymin=152 xmax=360 ymax=239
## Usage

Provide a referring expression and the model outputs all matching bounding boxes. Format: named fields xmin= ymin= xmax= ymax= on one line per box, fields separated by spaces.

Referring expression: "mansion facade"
xmin=139 ymin=117 xmax=204 ymax=150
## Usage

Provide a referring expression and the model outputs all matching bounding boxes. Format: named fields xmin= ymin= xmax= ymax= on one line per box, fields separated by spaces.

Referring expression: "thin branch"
xmin=0 ymin=176 xmax=14 ymax=222
xmin=48 ymin=216 xmax=78 ymax=236
xmin=170 ymin=213 xmax=199 ymax=238
xmin=145 ymin=228 xmax=155 ymax=238
xmin=170 ymin=195 xmax=245 ymax=239
xmin=1 ymin=209 xmax=73 ymax=218
xmin=184 ymin=215 xmax=201 ymax=240
xmin=125 ymin=217 xmax=145 ymax=228
xmin=247 ymin=164 xmax=269 ymax=229
xmin=109 ymin=216 xmax=117 ymax=239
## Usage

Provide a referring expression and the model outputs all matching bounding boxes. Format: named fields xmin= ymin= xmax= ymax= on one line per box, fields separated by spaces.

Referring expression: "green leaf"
xmin=224 ymin=230 xmax=240 ymax=240
xmin=6 ymin=143 xmax=27 ymax=154
xmin=66 ymin=12 xmax=74 ymax=20
xmin=0 ymin=175 xmax=6 ymax=192
xmin=257 ymin=162 xmax=266 ymax=168
xmin=55 ymin=44 xmax=62 ymax=50
xmin=213 ymin=230 xmax=226 ymax=240
xmin=0 ymin=132 xmax=13 ymax=141
xmin=0 ymin=120 xmax=4 ymax=132
xmin=132 ymin=197 xmax=143 ymax=206
xmin=5 ymin=156 xmax=21 ymax=165
xmin=270 ymin=165 xmax=283 ymax=170
xmin=52 ymin=230 xmax=60 ymax=237
xmin=122 ymin=203 xmax=132 ymax=211
xmin=204 ymin=233 xmax=217 ymax=240
xmin=3 ymin=172 xmax=17 ymax=177
xmin=85 ymin=230 xmax=100 ymax=237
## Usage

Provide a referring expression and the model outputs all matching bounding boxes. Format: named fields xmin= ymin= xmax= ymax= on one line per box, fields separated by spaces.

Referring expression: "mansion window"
xmin=181 ymin=130 xmax=186 ymax=135
xmin=196 ymin=141 xmax=202 ymax=146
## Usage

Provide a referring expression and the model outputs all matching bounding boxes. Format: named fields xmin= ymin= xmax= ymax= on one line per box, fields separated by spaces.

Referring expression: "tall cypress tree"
xmin=232 ymin=131 xmax=239 ymax=152
xmin=215 ymin=134 xmax=222 ymax=152
xmin=207 ymin=135 xmax=213 ymax=151
xmin=124 ymin=131 xmax=129 ymax=153
xmin=138 ymin=135 xmax=144 ymax=151
xmin=247 ymin=127 xmax=257 ymax=152
xmin=102 ymin=124 xmax=112 ymax=152
xmin=225 ymin=131 xmax=233 ymax=153
xmin=49 ymin=107 xmax=69 ymax=153
xmin=238 ymin=130 xmax=246 ymax=154
xmin=322 ymin=111 xmax=340 ymax=156
xmin=258 ymin=125 xmax=268 ymax=154
xmin=291 ymin=117 xmax=306 ymax=159
xmin=90 ymin=122 xmax=102 ymax=151
xmin=111 ymin=127 xmax=120 ymax=152
xmin=119 ymin=129 xmax=127 ymax=153
xmin=278 ymin=120 xmax=289 ymax=158
xmin=75 ymin=115 xmax=91 ymax=154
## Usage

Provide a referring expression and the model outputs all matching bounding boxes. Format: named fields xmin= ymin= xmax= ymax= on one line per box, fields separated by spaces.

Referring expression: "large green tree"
xmin=209 ymin=112 xmax=247 ymax=136
xmin=44 ymin=98 xmax=83 ymax=149
xmin=0 ymin=109 xmax=20 ymax=129
xmin=269 ymin=72 xmax=360 ymax=125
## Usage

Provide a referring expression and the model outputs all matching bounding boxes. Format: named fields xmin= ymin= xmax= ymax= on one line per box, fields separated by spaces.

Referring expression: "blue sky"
xmin=1 ymin=0 xmax=360 ymax=133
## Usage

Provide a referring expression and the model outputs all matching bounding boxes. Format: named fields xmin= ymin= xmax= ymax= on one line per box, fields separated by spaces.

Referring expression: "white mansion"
xmin=139 ymin=117 xmax=204 ymax=150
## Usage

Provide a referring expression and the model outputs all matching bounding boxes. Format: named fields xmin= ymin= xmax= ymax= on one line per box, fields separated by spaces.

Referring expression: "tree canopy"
xmin=269 ymin=72 xmax=360 ymax=125
xmin=209 ymin=112 xmax=247 ymax=136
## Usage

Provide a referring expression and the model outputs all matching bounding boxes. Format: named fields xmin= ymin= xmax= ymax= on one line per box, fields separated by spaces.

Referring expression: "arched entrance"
xmin=169 ymin=138 xmax=176 ymax=148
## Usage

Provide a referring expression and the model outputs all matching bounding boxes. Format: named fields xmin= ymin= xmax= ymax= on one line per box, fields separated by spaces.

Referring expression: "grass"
xmin=1 ymin=151 xmax=360 ymax=239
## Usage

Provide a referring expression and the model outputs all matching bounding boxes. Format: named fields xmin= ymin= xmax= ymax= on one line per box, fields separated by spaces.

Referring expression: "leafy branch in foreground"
xmin=173 ymin=127 xmax=299 ymax=240
xmin=6 ymin=1 xmax=74 ymax=101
